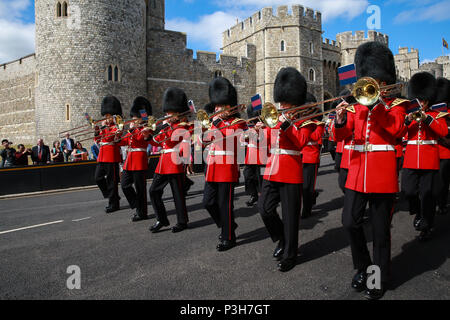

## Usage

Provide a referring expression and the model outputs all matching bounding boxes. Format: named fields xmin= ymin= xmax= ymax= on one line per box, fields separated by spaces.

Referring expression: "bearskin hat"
xmin=130 ymin=96 xmax=152 ymax=118
xmin=305 ymin=92 xmax=317 ymax=103
xmin=355 ymin=41 xmax=396 ymax=85
xmin=101 ymin=95 xmax=122 ymax=116
xmin=435 ymin=77 xmax=450 ymax=104
xmin=204 ymin=103 xmax=215 ymax=115
xmin=274 ymin=67 xmax=307 ymax=106
xmin=209 ymin=77 xmax=238 ymax=107
xmin=162 ymin=87 xmax=189 ymax=113
xmin=408 ymin=72 xmax=437 ymax=104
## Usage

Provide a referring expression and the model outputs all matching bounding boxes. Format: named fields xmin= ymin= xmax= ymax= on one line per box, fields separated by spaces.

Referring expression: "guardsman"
xmin=202 ymin=77 xmax=247 ymax=252
xmin=94 ymin=96 xmax=123 ymax=213
xmin=149 ymin=88 xmax=191 ymax=233
xmin=335 ymin=42 xmax=408 ymax=299
xmin=258 ymin=67 xmax=314 ymax=272
xmin=436 ymin=77 xmax=450 ymax=216
xmin=118 ymin=97 xmax=153 ymax=222
xmin=301 ymin=93 xmax=324 ymax=219
xmin=242 ymin=104 xmax=268 ymax=207
xmin=402 ymin=73 xmax=449 ymax=241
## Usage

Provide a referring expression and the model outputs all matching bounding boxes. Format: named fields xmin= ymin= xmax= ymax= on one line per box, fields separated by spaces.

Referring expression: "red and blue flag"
xmin=338 ymin=64 xmax=357 ymax=86
xmin=431 ymin=102 xmax=447 ymax=112
xmin=407 ymin=99 xmax=421 ymax=114
xmin=251 ymin=94 xmax=263 ymax=111
xmin=140 ymin=109 xmax=149 ymax=121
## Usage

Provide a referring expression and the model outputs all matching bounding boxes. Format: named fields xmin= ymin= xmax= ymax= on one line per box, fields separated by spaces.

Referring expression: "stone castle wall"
xmin=0 ymin=54 xmax=36 ymax=145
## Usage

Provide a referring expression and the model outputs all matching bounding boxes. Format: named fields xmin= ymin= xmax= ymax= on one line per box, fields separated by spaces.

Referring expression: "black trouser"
xmin=402 ymin=168 xmax=438 ymax=230
xmin=338 ymin=168 xmax=349 ymax=193
xmin=243 ymin=165 xmax=264 ymax=199
xmin=203 ymin=182 xmax=236 ymax=241
xmin=438 ymin=159 xmax=450 ymax=210
xmin=121 ymin=170 xmax=148 ymax=217
xmin=149 ymin=173 xmax=188 ymax=225
xmin=95 ymin=162 xmax=120 ymax=204
xmin=258 ymin=179 xmax=302 ymax=260
xmin=396 ymin=157 xmax=403 ymax=176
xmin=335 ymin=152 xmax=342 ymax=172
xmin=342 ymin=189 xmax=395 ymax=284
xmin=302 ymin=163 xmax=319 ymax=216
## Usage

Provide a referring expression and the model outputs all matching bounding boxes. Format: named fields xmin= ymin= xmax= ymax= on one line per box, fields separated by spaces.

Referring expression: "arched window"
xmin=153 ymin=0 xmax=156 ymax=9
xmin=114 ymin=66 xmax=119 ymax=82
xmin=214 ymin=70 xmax=223 ymax=78
xmin=241 ymin=22 xmax=244 ymax=30
xmin=258 ymin=11 xmax=261 ymax=20
xmin=108 ymin=65 xmax=113 ymax=81
xmin=62 ymin=2 xmax=68 ymax=17
xmin=309 ymin=69 xmax=315 ymax=82
xmin=281 ymin=40 xmax=285 ymax=52
xmin=310 ymin=42 xmax=314 ymax=54
xmin=250 ymin=17 xmax=252 ymax=25
xmin=65 ymin=104 xmax=70 ymax=121
xmin=56 ymin=2 xmax=62 ymax=17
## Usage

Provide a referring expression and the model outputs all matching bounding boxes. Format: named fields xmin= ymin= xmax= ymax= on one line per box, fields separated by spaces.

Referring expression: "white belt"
xmin=307 ymin=142 xmax=319 ymax=146
xmin=160 ymin=148 xmax=177 ymax=154
xmin=248 ymin=144 xmax=258 ymax=149
xmin=99 ymin=142 xmax=114 ymax=146
xmin=209 ymin=150 xmax=234 ymax=156
xmin=128 ymin=148 xmax=146 ymax=152
xmin=407 ymin=140 xmax=438 ymax=145
xmin=271 ymin=148 xmax=301 ymax=156
xmin=344 ymin=145 xmax=355 ymax=150
xmin=353 ymin=144 xmax=395 ymax=152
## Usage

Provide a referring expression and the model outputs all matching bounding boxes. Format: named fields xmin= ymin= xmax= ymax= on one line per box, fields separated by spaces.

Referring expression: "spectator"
xmin=15 ymin=144 xmax=32 ymax=166
xmin=31 ymin=139 xmax=51 ymax=165
xmin=1 ymin=139 xmax=16 ymax=168
xmin=61 ymin=133 xmax=75 ymax=162
xmin=51 ymin=141 xmax=64 ymax=163
xmin=91 ymin=141 xmax=99 ymax=160
xmin=71 ymin=142 xmax=88 ymax=162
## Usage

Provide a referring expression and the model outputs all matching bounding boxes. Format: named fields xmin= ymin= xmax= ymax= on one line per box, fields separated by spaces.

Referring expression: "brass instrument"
xmin=196 ymin=104 xmax=247 ymax=129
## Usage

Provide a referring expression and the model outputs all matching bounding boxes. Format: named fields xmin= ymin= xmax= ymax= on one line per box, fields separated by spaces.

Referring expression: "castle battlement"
xmin=222 ymin=5 xmax=321 ymax=47
xmin=0 ymin=54 xmax=35 ymax=81
xmin=322 ymin=38 xmax=340 ymax=52
xmin=336 ymin=30 xmax=389 ymax=47
xmin=397 ymin=47 xmax=418 ymax=55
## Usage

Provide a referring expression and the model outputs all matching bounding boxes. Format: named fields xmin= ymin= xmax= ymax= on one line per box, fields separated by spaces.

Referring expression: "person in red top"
xmin=402 ymin=73 xmax=449 ymax=240
xmin=94 ymin=96 xmax=123 ymax=214
xmin=435 ymin=77 xmax=450 ymax=215
xmin=301 ymin=93 xmax=324 ymax=218
xmin=202 ymin=77 xmax=247 ymax=252
xmin=117 ymin=97 xmax=153 ymax=222
xmin=149 ymin=88 xmax=191 ymax=234
xmin=258 ymin=67 xmax=314 ymax=272
xmin=335 ymin=42 xmax=408 ymax=299
xmin=242 ymin=104 xmax=268 ymax=207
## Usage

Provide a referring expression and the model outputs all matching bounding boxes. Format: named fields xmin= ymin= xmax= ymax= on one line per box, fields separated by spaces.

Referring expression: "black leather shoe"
xmin=131 ymin=214 xmax=149 ymax=222
xmin=418 ymin=228 xmax=433 ymax=242
xmin=364 ymin=287 xmax=386 ymax=300
xmin=273 ymin=240 xmax=285 ymax=261
xmin=216 ymin=239 xmax=236 ymax=252
xmin=149 ymin=221 xmax=170 ymax=233
xmin=277 ymin=258 xmax=296 ymax=272
xmin=413 ymin=215 xmax=422 ymax=230
xmin=184 ymin=178 xmax=194 ymax=194
xmin=105 ymin=203 xmax=120 ymax=214
xmin=172 ymin=223 xmax=188 ymax=233
xmin=351 ymin=270 xmax=368 ymax=292
xmin=218 ymin=222 xmax=238 ymax=240
xmin=301 ymin=210 xmax=312 ymax=219
xmin=245 ymin=196 xmax=258 ymax=207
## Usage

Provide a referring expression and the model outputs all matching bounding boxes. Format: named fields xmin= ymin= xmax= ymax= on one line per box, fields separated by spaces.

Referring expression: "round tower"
xmin=35 ymin=0 xmax=147 ymax=144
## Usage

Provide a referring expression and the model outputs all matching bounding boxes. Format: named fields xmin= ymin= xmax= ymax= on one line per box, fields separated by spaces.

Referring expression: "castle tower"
xmin=35 ymin=0 xmax=147 ymax=144
xmin=222 ymin=5 xmax=324 ymax=106
xmin=146 ymin=0 xmax=165 ymax=30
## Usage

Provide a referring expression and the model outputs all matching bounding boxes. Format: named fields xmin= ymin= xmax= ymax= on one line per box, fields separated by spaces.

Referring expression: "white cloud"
xmin=0 ymin=0 xmax=35 ymax=64
xmin=395 ymin=1 xmax=450 ymax=24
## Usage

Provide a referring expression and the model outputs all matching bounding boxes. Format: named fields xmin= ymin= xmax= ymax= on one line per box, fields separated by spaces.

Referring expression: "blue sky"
xmin=1 ymin=0 xmax=449 ymax=64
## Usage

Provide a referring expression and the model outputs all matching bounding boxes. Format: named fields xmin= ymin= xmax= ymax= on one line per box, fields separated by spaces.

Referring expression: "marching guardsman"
xmin=301 ymin=93 xmax=324 ymax=218
xmin=258 ymin=67 xmax=314 ymax=272
xmin=436 ymin=77 xmax=450 ymax=215
xmin=94 ymin=96 xmax=123 ymax=213
xmin=402 ymin=72 xmax=449 ymax=241
xmin=325 ymin=112 xmax=336 ymax=160
xmin=149 ymin=88 xmax=191 ymax=233
xmin=202 ymin=77 xmax=247 ymax=251
xmin=242 ymin=104 xmax=268 ymax=207
xmin=118 ymin=97 xmax=153 ymax=222
xmin=335 ymin=42 xmax=408 ymax=299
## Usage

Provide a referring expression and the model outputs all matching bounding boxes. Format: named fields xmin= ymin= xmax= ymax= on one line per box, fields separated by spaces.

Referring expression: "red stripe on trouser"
xmin=229 ymin=184 xmax=232 ymax=240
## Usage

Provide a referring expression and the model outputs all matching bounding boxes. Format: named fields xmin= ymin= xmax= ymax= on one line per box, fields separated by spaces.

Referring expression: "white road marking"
xmin=72 ymin=217 xmax=92 ymax=222
xmin=0 ymin=220 xmax=64 ymax=235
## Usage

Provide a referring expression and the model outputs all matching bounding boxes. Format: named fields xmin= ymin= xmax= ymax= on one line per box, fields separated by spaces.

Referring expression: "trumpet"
xmin=197 ymin=104 xmax=247 ymax=129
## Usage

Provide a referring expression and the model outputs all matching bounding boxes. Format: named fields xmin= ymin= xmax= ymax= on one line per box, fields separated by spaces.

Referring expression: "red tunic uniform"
xmin=204 ymin=118 xmax=247 ymax=183
xmin=302 ymin=121 xmax=325 ymax=164
xmin=118 ymin=127 xmax=151 ymax=171
xmin=335 ymin=98 xmax=408 ymax=193
xmin=403 ymin=111 xmax=449 ymax=170
xmin=438 ymin=112 xmax=450 ymax=159
xmin=153 ymin=121 xmax=190 ymax=175
xmin=263 ymin=120 xmax=314 ymax=184
xmin=243 ymin=126 xmax=269 ymax=166
xmin=95 ymin=124 xmax=122 ymax=163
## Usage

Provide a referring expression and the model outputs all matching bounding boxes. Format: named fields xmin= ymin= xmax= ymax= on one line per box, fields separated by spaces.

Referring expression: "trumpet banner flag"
xmin=338 ymin=64 xmax=357 ymax=86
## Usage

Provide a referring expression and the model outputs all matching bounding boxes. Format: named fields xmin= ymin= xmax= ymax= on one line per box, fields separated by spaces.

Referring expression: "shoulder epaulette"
xmin=346 ymin=105 xmax=356 ymax=113
xmin=178 ymin=122 xmax=188 ymax=127
xmin=231 ymin=118 xmax=244 ymax=126
xmin=299 ymin=120 xmax=315 ymax=128
xmin=436 ymin=112 xmax=449 ymax=119
xmin=391 ymin=98 xmax=409 ymax=108
xmin=314 ymin=121 xmax=325 ymax=126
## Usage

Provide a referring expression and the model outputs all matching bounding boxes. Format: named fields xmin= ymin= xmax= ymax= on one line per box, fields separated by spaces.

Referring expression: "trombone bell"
xmin=261 ymin=103 xmax=279 ymax=129
xmin=352 ymin=77 xmax=380 ymax=106
xmin=196 ymin=109 xmax=211 ymax=129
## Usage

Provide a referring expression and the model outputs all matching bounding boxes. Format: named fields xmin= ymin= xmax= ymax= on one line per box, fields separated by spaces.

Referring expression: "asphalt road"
xmin=0 ymin=155 xmax=449 ymax=300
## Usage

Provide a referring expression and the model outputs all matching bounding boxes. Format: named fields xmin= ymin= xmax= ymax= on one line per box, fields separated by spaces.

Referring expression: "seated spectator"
xmin=71 ymin=142 xmax=88 ymax=162
xmin=61 ymin=133 xmax=75 ymax=162
xmin=15 ymin=144 xmax=32 ymax=166
xmin=51 ymin=141 xmax=64 ymax=163
xmin=91 ymin=142 xmax=99 ymax=160
xmin=31 ymin=139 xmax=51 ymax=165
xmin=1 ymin=139 xmax=16 ymax=168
